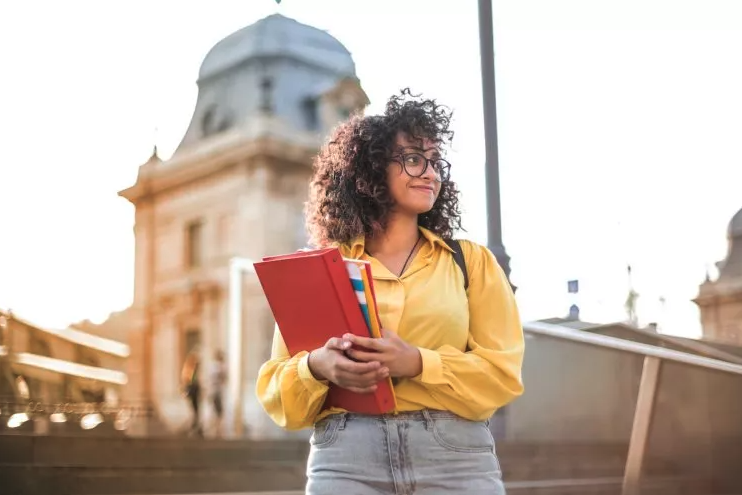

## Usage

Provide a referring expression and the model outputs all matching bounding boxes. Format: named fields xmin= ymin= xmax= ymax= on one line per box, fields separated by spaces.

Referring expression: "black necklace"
xmin=366 ymin=232 xmax=422 ymax=277
xmin=399 ymin=232 xmax=422 ymax=276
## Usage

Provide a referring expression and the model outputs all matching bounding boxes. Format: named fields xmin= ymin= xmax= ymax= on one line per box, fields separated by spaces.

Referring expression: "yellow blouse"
xmin=255 ymin=227 xmax=525 ymax=430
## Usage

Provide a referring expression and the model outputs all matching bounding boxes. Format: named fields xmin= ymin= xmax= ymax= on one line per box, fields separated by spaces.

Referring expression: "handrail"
xmin=587 ymin=322 xmax=742 ymax=365
xmin=523 ymin=320 xmax=742 ymax=376
xmin=524 ymin=320 xmax=742 ymax=495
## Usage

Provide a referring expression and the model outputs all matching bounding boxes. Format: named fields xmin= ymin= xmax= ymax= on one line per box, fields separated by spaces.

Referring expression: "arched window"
xmin=303 ymin=98 xmax=319 ymax=131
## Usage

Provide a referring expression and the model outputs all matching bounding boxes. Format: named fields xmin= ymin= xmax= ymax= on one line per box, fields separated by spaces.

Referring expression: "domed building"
xmin=111 ymin=14 xmax=369 ymax=438
xmin=694 ymin=206 xmax=742 ymax=345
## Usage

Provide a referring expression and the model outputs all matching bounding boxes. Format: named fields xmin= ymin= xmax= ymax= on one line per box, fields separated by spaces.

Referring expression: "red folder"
xmin=253 ymin=247 xmax=396 ymax=415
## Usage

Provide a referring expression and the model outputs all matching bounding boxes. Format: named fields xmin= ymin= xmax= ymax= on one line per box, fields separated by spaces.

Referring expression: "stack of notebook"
xmin=254 ymin=248 xmax=397 ymax=414
xmin=344 ymin=258 xmax=383 ymax=339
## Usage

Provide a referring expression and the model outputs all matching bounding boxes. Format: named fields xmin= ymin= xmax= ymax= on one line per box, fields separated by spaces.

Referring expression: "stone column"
xmin=151 ymin=305 xmax=186 ymax=433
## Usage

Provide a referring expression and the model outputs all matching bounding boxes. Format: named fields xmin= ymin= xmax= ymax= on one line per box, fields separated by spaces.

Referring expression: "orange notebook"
xmin=253 ymin=248 xmax=396 ymax=415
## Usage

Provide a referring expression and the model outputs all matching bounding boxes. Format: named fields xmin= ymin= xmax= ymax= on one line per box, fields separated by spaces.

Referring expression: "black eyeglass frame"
xmin=390 ymin=153 xmax=452 ymax=182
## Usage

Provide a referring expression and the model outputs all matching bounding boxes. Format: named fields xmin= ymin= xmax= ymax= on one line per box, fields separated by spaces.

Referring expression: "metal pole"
xmin=478 ymin=0 xmax=514 ymax=290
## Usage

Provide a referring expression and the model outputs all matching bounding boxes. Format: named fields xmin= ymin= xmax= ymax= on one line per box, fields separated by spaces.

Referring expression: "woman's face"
xmin=386 ymin=133 xmax=444 ymax=216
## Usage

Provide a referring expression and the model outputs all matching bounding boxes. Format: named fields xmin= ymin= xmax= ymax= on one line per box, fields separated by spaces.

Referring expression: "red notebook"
xmin=253 ymin=247 xmax=396 ymax=415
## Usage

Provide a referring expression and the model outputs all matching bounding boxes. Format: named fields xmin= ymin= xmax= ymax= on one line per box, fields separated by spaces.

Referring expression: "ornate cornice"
xmin=120 ymin=117 xmax=320 ymax=205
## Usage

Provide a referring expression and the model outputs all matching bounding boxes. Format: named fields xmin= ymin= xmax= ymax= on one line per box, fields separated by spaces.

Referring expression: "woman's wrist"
xmin=307 ymin=349 xmax=327 ymax=381
xmin=403 ymin=347 xmax=423 ymax=378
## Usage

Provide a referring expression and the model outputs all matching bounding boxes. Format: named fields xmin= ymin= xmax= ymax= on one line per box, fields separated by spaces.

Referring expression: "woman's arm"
xmin=344 ymin=241 xmax=525 ymax=421
xmin=255 ymin=325 xmax=330 ymax=430
xmin=256 ymin=326 xmax=387 ymax=429
xmin=411 ymin=241 xmax=525 ymax=420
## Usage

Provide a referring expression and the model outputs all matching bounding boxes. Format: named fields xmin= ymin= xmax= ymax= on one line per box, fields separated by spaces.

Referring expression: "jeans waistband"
xmin=329 ymin=409 xmax=465 ymax=422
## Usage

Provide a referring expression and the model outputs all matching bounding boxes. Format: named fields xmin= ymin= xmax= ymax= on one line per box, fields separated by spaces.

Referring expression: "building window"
xmin=201 ymin=105 xmax=232 ymax=136
xmin=303 ymin=98 xmax=319 ymax=131
xmin=201 ymin=106 xmax=216 ymax=136
xmin=182 ymin=329 xmax=201 ymax=363
xmin=185 ymin=220 xmax=204 ymax=268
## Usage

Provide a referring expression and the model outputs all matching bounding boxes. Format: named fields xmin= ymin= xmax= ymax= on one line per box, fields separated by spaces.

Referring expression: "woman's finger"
xmin=344 ymin=333 xmax=386 ymax=351
xmin=325 ymin=337 xmax=351 ymax=351
xmin=337 ymin=367 xmax=388 ymax=388
xmin=346 ymin=349 xmax=385 ymax=363
xmin=335 ymin=357 xmax=380 ymax=375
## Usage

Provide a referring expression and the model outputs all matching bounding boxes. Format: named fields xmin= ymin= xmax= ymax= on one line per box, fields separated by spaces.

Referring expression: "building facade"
xmin=0 ymin=309 xmax=129 ymax=434
xmin=695 ymin=207 xmax=742 ymax=345
xmin=105 ymin=14 xmax=368 ymax=437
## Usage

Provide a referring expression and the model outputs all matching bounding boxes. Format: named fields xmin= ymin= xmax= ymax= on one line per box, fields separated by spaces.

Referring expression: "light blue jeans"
xmin=306 ymin=409 xmax=505 ymax=495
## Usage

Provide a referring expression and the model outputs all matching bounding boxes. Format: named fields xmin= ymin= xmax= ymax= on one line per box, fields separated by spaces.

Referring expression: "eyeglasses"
xmin=391 ymin=153 xmax=451 ymax=182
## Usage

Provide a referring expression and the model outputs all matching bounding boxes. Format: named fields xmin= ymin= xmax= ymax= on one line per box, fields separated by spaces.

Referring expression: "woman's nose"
xmin=421 ymin=162 xmax=438 ymax=181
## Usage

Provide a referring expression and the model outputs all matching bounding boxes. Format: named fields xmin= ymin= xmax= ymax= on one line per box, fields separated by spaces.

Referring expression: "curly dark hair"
xmin=305 ymin=88 xmax=463 ymax=247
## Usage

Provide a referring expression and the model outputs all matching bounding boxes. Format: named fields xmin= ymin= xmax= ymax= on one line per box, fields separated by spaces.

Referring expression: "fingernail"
xmin=343 ymin=341 xmax=351 ymax=349
xmin=381 ymin=368 xmax=389 ymax=374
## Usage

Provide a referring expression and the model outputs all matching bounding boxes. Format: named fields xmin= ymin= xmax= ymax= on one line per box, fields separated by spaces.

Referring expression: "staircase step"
xmin=0 ymin=435 xmax=709 ymax=495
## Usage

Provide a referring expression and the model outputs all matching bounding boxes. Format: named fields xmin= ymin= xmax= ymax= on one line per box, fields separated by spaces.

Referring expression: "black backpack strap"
xmin=444 ymin=239 xmax=469 ymax=291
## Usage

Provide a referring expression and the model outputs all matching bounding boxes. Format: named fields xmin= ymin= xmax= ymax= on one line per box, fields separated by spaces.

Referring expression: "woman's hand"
xmin=344 ymin=330 xmax=423 ymax=379
xmin=308 ymin=337 xmax=389 ymax=393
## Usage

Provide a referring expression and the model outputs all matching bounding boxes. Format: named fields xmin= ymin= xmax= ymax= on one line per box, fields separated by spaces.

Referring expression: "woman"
xmin=256 ymin=89 xmax=524 ymax=494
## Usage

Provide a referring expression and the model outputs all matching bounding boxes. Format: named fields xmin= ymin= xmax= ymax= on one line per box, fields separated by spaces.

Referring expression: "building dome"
xmin=729 ymin=207 xmax=742 ymax=239
xmin=174 ymin=14 xmax=366 ymax=154
xmin=198 ymin=14 xmax=356 ymax=81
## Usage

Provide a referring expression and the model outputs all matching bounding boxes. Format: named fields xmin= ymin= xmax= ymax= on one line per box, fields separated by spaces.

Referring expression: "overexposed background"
xmin=1 ymin=0 xmax=741 ymax=338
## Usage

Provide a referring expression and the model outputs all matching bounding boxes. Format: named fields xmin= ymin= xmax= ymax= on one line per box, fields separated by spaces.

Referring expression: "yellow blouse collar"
xmin=343 ymin=226 xmax=454 ymax=258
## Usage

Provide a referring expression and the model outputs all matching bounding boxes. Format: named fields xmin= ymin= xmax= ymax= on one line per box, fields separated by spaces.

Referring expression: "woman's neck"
xmin=365 ymin=212 xmax=420 ymax=256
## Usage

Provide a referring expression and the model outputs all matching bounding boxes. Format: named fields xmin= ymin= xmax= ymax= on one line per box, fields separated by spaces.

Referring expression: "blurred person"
xmin=209 ymin=349 xmax=227 ymax=437
xmin=181 ymin=351 xmax=203 ymax=437
xmin=256 ymin=89 xmax=524 ymax=494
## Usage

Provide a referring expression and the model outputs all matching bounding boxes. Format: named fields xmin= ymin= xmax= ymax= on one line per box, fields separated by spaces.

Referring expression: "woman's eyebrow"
xmin=399 ymin=145 xmax=440 ymax=155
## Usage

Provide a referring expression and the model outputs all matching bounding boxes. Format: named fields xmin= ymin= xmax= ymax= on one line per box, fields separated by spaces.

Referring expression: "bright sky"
xmin=1 ymin=0 xmax=741 ymax=338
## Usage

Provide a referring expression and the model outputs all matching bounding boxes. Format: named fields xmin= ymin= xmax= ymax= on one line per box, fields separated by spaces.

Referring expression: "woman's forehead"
xmin=394 ymin=133 xmax=440 ymax=153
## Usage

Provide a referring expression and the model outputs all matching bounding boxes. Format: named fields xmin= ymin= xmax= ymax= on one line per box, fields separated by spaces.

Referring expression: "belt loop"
xmin=421 ymin=409 xmax=433 ymax=431
xmin=338 ymin=412 xmax=348 ymax=430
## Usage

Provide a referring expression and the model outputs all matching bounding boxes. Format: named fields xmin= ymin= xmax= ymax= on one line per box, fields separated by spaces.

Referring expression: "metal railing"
xmin=0 ymin=397 xmax=154 ymax=432
xmin=522 ymin=320 xmax=742 ymax=495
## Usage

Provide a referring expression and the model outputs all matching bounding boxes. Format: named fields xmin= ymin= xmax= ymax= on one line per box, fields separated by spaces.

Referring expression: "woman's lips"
xmin=411 ymin=185 xmax=435 ymax=193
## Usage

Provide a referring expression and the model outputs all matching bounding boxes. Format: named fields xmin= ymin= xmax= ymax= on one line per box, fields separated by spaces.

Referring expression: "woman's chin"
xmin=412 ymin=203 xmax=437 ymax=215
xmin=395 ymin=199 xmax=436 ymax=216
